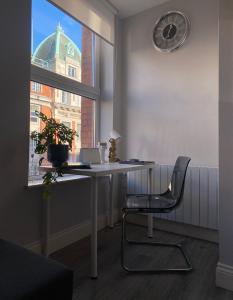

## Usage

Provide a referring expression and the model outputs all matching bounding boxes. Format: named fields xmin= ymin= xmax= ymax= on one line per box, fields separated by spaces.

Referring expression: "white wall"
xmin=121 ymin=0 xmax=219 ymax=167
xmin=216 ymin=0 xmax=233 ymax=291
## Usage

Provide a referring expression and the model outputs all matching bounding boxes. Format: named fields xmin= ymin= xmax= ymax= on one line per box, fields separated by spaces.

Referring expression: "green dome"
xmin=32 ymin=24 xmax=81 ymax=66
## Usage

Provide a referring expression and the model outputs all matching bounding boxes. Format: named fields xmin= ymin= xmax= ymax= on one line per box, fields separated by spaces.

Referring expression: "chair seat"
xmin=123 ymin=192 xmax=175 ymax=212
xmin=0 ymin=239 xmax=73 ymax=300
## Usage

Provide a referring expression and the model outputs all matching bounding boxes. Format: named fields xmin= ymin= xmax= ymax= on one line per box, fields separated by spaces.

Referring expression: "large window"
xmin=29 ymin=0 xmax=99 ymax=180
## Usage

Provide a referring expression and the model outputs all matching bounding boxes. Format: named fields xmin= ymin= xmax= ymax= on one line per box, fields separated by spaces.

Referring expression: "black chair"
xmin=0 ymin=239 xmax=73 ymax=300
xmin=121 ymin=156 xmax=192 ymax=273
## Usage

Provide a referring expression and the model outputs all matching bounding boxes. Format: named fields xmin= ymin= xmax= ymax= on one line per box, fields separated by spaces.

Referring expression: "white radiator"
xmin=127 ymin=165 xmax=219 ymax=230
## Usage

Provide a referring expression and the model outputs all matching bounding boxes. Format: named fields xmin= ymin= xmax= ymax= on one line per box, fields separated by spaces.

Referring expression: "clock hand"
xmin=165 ymin=24 xmax=173 ymax=39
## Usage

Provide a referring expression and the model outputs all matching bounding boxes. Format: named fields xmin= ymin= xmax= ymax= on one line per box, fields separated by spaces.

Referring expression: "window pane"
xmin=29 ymin=82 xmax=95 ymax=179
xmin=31 ymin=82 xmax=42 ymax=93
xmin=31 ymin=0 xmax=94 ymax=87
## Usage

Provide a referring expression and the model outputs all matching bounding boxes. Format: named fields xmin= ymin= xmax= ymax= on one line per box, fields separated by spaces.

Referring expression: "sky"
xmin=31 ymin=0 xmax=82 ymax=54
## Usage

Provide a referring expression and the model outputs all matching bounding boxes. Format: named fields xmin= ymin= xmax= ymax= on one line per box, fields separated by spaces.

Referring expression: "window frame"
xmin=31 ymin=65 xmax=100 ymax=103
xmin=28 ymin=0 xmax=105 ymax=184
xmin=30 ymin=20 xmax=100 ymax=147
xmin=68 ymin=65 xmax=77 ymax=78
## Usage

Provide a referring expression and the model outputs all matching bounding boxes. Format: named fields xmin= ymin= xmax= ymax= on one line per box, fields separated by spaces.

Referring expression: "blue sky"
xmin=31 ymin=0 xmax=82 ymax=54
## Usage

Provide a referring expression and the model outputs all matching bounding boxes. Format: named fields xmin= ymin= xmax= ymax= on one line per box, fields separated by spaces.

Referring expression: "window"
xmin=29 ymin=83 xmax=95 ymax=175
xmin=30 ymin=104 xmax=40 ymax=133
xmin=31 ymin=0 xmax=95 ymax=87
xmin=31 ymin=82 xmax=42 ymax=93
xmin=68 ymin=66 xmax=76 ymax=78
xmin=30 ymin=111 xmax=38 ymax=123
xmin=62 ymin=91 xmax=71 ymax=105
xmin=66 ymin=43 xmax=75 ymax=57
xmin=29 ymin=0 xmax=100 ymax=180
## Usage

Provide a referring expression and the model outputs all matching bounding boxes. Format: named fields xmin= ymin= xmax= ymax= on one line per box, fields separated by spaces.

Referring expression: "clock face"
xmin=67 ymin=43 xmax=74 ymax=57
xmin=153 ymin=11 xmax=190 ymax=52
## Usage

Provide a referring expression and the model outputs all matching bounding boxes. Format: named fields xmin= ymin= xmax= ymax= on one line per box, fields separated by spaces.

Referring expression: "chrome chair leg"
xmin=121 ymin=212 xmax=128 ymax=270
xmin=121 ymin=212 xmax=192 ymax=273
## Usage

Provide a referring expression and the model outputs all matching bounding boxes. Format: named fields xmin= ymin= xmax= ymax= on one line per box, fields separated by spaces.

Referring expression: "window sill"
xmin=26 ymin=174 xmax=90 ymax=188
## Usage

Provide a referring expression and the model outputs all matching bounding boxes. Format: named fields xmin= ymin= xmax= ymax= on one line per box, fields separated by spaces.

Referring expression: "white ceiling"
xmin=108 ymin=0 xmax=170 ymax=18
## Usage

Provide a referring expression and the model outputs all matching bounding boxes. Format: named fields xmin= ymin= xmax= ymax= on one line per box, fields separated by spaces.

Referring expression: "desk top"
xmin=40 ymin=162 xmax=154 ymax=177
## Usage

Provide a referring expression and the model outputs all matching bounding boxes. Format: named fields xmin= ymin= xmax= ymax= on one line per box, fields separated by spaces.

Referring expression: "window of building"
xmin=66 ymin=43 xmax=75 ymax=57
xmin=68 ymin=66 xmax=76 ymax=78
xmin=31 ymin=82 xmax=42 ymax=93
xmin=30 ymin=103 xmax=40 ymax=126
xmin=29 ymin=83 xmax=95 ymax=179
xmin=62 ymin=91 xmax=72 ymax=105
xmin=29 ymin=0 xmax=100 ymax=181
xmin=30 ymin=111 xmax=38 ymax=123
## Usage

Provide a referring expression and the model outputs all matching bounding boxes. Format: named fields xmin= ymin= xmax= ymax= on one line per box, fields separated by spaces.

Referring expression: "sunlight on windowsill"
xmin=27 ymin=174 xmax=89 ymax=188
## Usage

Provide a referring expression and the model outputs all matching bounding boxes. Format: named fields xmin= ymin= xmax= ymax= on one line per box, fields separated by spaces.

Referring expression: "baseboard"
xmin=26 ymin=211 xmax=218 ymax=255
xmin=26 ymin=209 xmax=120 ymax=255
xmin=126 ymin=214 xmax=219 ymax=243
xmin=216 ymin=262 xmax=233 ymax=291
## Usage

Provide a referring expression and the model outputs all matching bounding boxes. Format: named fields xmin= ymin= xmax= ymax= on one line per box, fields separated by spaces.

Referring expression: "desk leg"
xmin=109 ymin=174 xmax=114 ymax=228
xmin=91 ymin=177 xmax=98 ymax=278
xmin=147 ymin=168 xmax=153 ymax=238
xmin=42 ymin=197 xmax=50 ymax=257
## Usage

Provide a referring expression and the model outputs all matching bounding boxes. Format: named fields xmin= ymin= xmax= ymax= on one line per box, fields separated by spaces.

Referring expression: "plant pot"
xmin=47 ymin=144 xmax=69 ymax=167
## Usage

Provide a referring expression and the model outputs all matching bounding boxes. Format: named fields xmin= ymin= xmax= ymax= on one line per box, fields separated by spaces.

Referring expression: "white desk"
xmin=41 ymin=162 xmax=154 ymax=278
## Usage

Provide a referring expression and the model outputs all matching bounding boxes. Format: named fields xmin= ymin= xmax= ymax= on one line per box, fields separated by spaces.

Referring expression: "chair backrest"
xmin=79 ymin=148 xmax=101 ymax=164
xmin=169 ymin=156 xmax=191 ymax=207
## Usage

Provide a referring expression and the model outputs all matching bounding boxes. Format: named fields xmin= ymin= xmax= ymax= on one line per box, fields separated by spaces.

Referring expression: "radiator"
xmin=127 ymin=165 xmax=219 ymax=230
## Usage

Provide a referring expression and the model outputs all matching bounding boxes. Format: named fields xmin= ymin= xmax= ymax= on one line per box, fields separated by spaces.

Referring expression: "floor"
xmin=51 ymin=224 xmax=233 ymax=300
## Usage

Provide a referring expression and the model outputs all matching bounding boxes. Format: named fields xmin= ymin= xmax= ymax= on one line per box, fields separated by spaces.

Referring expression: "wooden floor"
xmin=51 ymin=224 xmax=233 ymax=300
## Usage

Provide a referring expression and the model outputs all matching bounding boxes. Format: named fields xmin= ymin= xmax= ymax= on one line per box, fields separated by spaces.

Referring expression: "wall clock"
xmin=152 ymin=11 xmax=190 ymax=52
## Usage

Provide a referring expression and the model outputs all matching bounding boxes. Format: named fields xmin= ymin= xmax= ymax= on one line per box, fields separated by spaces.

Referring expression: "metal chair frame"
xmin=121 ymin=156 xmax=192 ymax=273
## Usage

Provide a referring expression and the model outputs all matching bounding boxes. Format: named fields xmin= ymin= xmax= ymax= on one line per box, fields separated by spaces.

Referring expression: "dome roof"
xmin=32 ymin=24 xmax=81 ymax=66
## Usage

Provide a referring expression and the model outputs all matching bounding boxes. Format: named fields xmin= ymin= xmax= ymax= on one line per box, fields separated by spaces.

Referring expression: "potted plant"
xmin=30 ymin=111 xmax=76 ymax=196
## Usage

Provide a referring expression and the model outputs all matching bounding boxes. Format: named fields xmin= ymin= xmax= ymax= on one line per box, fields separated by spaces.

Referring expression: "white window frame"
xmin=31 ymin=65 xmax=99 ymax=100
